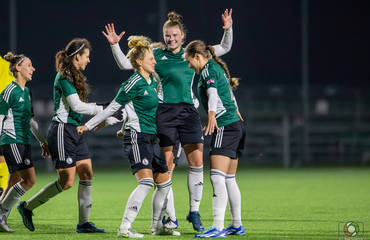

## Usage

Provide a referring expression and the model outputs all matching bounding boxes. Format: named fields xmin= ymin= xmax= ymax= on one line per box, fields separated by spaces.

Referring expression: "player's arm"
xmin=212 ymin=9 xmax=233 ymax=57
xmin=102 ymin=23 xmax=133 ymax=70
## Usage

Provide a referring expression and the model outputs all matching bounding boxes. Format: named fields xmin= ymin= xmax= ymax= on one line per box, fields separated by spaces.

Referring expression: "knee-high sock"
xmin=188 ymin=165 xmax=203 ymax=212
xmin=226 ymin=174 xmax=242 ymax=227
xmin=151 ymin=179 xmax=171 ymax=229
xmin=78 ymin=180 xmax=92 ymax=225
xmin=0 ymin=162 xmax=8 ymax=191
xmin=210 ymin=169 xmax=227 ymax=231
xmin=26 ymin=181 xmax=64 ymax=211
xmin=120 ymin=178 xmax=153 ymax=230
xmin=165 ymin=187 xmax=176 ymax=220
xmin=0 ymin=183 xmax=26 ymax=214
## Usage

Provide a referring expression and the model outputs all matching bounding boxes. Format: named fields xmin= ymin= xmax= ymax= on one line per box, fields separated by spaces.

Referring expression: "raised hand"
xmin=222 ymin=9 xmax=233 ymax=29
xmin=102 ymin=23 xmax=125 ymax=45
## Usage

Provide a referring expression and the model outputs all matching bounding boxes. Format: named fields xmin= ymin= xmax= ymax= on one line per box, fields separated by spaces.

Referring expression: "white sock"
xmin=120 ymin=178 xmax=153 ymax=230
xmin=166 ymin=187 xmax=176 ymax=220
xmin=151 ymin=179 xmax=171 ymax=229
xmin=188 ymin=165 xmax=203 ymax=212
xmin=210 ymin=169 xmax=227 ymax=231
xmin=0 ymin=183 xmax=26 ymax=214
xmin=226 ymin=174 xmax=242 ymax=227
xmin=26 ymin=181 xmax=64 ymax=211
xmin=78 ymin=180 xmax=92 ymax=225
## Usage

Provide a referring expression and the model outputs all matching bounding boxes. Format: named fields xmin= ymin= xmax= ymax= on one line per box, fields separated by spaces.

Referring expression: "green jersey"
xmin=0 ymin=81 xmax=32 ymax=145
xmin=115 ymin=72 xmax=158 ymax=134
xmin=52 ymin=72 xmax=83 ymax=125
xmin=198 ymin=60 xmax=240 ymax=127
xmin=153 ymin=47 xmax=195 ymax=104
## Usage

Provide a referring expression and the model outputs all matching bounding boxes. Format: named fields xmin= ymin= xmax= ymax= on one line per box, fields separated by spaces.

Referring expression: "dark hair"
xmin=127 ymin=36 xmax=152 ymax=71
xmin=185 ymin=40 xmax=240 ymax=90
xmin=3 ymin=52 xmax=26 ymax=78
xmin=163 ymin=12 xmax=187 ymax=44
xmin=55 ymin=38 xmax=92 ymax=102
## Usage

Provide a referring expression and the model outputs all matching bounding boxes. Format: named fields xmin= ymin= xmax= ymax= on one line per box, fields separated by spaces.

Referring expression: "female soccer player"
xmin=77 ymin=36 xmax=180 ymax=238
xmin=184 ymin=40 xmax=246 ymax=238
xmin=102 ymin=9 xmax=233 ymax=231
xmin=16 ymin=38 xmax=107 ymax=233
xmin=0 ymin=52 xmax=50 ymax=233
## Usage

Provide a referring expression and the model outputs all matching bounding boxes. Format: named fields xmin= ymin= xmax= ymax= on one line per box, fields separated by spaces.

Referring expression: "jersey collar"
xmin=165 ymin=46 xmax=184 ymax=55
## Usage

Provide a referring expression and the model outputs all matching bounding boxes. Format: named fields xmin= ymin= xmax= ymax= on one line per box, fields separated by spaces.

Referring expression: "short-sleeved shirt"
xmin=153 ymin=47 xmax=196 ymax=105
xmin=0 ymin=81 xmax=32 ymax=145
xmin=198 ymin=59 xmax=240 ymax=127
xmin=51 ymin=72 xmax=83 ymax=125
xmin=115 ymin=72 xmax=159 ymax=134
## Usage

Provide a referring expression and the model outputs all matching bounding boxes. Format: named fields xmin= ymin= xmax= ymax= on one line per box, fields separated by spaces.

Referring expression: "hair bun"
xmin=3 ymin=52 xmax=15 ymax=62
xmin=167 ymin=12 xmax=181 ymax=22
xmin=128 ymin=36 xmax=151 ymax=48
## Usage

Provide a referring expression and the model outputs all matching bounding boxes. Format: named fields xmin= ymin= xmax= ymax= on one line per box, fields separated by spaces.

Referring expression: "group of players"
xmin=0 ymin=8 xmax=246 ymax=238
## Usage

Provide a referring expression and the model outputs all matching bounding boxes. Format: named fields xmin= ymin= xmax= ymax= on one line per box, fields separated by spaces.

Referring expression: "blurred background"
xmin=0 ymin=0 xmax=369 ymax=170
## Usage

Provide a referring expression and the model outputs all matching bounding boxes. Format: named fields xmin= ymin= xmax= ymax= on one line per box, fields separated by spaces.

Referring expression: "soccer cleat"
xmin=186 ymin=211 xmax=204 ymax=231
xmin=0 ymin=214 xmax=15 ymax=233
xmin=117 ymin=228 xmax=144 ymax=238
xmin=225 ymin=224 xmax=245 ymax=235
xmin=149 ymin=226 xmax=180 ymax=236
xmin=163 ymin=216 xmax=178 ymax=229
xmin=76 ymin=222 xmax=106 ymax=233
xmin=194 ymin=227 xmax=226 ymax=238
xmin=17 ymin=201 xmax=35 ymax=231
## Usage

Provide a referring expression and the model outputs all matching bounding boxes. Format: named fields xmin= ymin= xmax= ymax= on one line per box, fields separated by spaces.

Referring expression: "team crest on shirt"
xmin=142 ymin=158 xmax=149 ymax=165
xmin=66 ymin=157 xmax=73 ymax=164
xmin=24 ymin=158 xmax=30 ymax=165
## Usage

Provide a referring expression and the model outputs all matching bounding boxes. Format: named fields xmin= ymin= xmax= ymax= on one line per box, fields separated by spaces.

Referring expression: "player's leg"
xmin=0 ymin=143 xmax=35 ymax=232
xmin=225 ymin=159 xmax=245 ymax=236
xmin=225 ymin=121 xmax=246 ymax=236
xmin=178 ymin=105 xmax=205 ymax=231
xmin=117 ymin=130 xmax=154 ymax=238
xmin=150 ymin=139 xmax=180 ymax=236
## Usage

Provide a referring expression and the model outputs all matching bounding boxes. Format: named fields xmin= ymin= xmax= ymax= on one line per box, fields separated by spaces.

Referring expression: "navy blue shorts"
xmin=210 ymin=120 xmax=246 ymax=159
xmin=156 ymin=103 xmax=204 ymax=147
xmin=123 ymin=130 xmax=168 ymax=175
xmin=47 ymin=121 xmax=91 ymax=169
xmin=1 ymin=144 xmax=33 ymax=173
xmin=0 ymin=146 xmax=3 ymax=156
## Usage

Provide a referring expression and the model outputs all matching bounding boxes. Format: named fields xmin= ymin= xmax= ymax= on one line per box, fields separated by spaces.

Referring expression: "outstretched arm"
xmin=212 ymin=9 xmax=233 ymax=57
xmin=103 ymin=23 xmax=133 ymax=70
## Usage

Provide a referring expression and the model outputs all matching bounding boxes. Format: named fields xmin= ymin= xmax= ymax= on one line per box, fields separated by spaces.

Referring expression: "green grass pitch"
xmin=2 ymin=167 xmax=369 ymax=239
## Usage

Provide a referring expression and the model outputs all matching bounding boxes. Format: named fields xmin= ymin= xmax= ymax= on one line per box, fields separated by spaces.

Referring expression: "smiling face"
xmin=74 ymin=48 xmax=90 ymax=71
xmin=164 ymin=26 xmax=184 ymax=53
xmin=16 ymin=58 xmax=35 ymax=81
xmin=138 ymin=50 xmax=157 ymax=75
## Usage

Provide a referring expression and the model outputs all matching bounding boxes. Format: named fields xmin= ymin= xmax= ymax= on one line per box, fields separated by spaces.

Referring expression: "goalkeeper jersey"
xmin=0 ymin=57 xmax=15 ymax=93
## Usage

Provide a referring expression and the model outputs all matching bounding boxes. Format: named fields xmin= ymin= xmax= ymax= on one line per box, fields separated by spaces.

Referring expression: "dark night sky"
xmin=0 ymin=0 xmax=369 ymax=101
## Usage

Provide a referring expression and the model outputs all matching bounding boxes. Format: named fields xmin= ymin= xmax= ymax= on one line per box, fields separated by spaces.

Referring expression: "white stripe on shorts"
xmin=214 ymin=126 xmax=224 ymax=148
xmin=57 ymin=123 xmax=65 ymax=161
xmin=130 ymin=131 xmax=141 ymax=163
xmin=10 ymin=143 xmax=22 ymax=164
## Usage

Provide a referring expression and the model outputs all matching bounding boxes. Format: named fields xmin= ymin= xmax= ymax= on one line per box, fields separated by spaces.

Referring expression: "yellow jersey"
xmin=0 ymin=56 xmax=15 ymax=93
